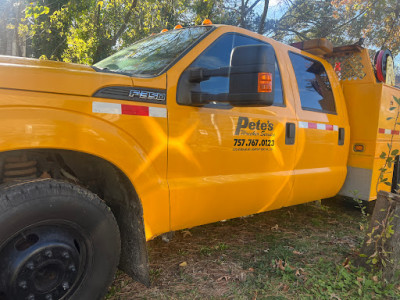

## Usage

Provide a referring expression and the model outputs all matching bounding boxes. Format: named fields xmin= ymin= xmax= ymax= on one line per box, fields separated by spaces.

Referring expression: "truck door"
xmin=167 ymin=31 xmax=298 ymax=230
xmin=285 ymin=51 xmax=349 ymax=206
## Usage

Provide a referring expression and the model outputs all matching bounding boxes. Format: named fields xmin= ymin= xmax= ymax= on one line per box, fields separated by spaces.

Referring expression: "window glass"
xmin=94 ymin=27 xmax=212 ymax=76
xmin=181 ymin=33 xmax=284 ymax=106
xmin=289 ymin=52 xmax=336 ymax=114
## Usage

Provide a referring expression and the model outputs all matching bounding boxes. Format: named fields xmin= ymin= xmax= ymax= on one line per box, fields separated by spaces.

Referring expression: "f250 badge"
xmin=129 ymin=89 xmax=166 ymax=102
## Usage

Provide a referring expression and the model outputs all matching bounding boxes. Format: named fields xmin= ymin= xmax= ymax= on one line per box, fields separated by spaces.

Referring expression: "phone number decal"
xmin=233 ymin=139 xmax=275 ymax=151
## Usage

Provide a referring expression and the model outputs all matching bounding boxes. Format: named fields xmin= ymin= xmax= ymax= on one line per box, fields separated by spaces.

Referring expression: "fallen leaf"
xmin=271 ymin=224 xmax=279 ymax=231
xmin=357 ymin=277 xmax=363 ymax=283
xmin=342 ymin=258 xmax=350 ymax=269
xmin=282 ymin=284 xmax=289 ymax=292
xmin=179 ymin=261 xmax=187 ymax=267
xmin=263 ymin=249 xmax=269 ymax=253
xmin=293 ymin=250 xmax=303 ymax=255
xmin=182 ymin=230 xmax=192 ymax=237
xmin=248 ymin=268 xmax=254 ymax=272
xmin=372 ymin=276 xmax=378 ymax=282
xmin=277 ymin=259 xmax=285 ymax=271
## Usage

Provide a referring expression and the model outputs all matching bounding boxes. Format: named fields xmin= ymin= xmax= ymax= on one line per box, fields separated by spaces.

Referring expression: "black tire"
xmin=0 ymin=179 xmax=121 ymax=300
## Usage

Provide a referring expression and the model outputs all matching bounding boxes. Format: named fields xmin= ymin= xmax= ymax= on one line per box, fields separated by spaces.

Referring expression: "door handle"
xmin=286 ymin=123 xmax=296 ymax=145
xmin=338 ymin=128 xmax=345 ymax=145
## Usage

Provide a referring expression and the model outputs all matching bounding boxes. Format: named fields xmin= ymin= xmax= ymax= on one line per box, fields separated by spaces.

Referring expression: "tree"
xmin=0 ymin=0 xmax=27 ymax=56
xmin=332 ymin=0 xmax=400 ymax=55
xmin=272 ymin=0 xmax=353 ymax=45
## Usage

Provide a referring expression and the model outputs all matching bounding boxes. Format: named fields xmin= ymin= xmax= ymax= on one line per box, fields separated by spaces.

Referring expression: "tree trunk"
xmin=257 ymin=0 xmax=269 ymax=34
xmin=357 ymin=191 xmax=400 ymax=282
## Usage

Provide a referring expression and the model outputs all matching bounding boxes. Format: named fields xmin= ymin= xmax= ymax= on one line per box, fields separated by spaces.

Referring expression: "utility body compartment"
xmin=324 ymin=46 xmax=400 ymax=200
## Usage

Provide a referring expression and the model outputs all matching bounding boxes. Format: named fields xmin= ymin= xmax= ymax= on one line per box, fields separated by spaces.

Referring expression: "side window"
xmin=177 ymin=33 xmax=284 ymax=106
xmin=289 ymin=52 xmax=336 ymax=114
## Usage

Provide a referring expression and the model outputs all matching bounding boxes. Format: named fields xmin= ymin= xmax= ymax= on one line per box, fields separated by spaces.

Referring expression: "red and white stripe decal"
xmin=298 ymin=121 xmax=338 ymax=131
xmin=378 ymin=128 xmax=400 ymax=135
xmin=92 ymin=101 xmax=167 ymax=118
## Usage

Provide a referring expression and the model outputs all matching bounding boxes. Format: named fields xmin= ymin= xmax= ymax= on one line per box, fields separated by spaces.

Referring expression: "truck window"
xmin=289 ymin=52 xmax=336 ymax=114
xmin=94 ymin=26 xmax=213 ymax=77
xmin=178 ymin=33 xmax=284 ymax=106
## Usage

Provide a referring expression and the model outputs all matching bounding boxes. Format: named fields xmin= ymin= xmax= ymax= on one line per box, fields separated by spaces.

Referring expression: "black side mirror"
xmin=228 ymin=44 xmax=275 ymax=106
xmin=178 ymin=44 xmax=276 ymax=107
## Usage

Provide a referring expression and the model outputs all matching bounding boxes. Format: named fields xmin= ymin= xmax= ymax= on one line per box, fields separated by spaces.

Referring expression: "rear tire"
xmin=0 ymin=179 xmax=120 ymax=300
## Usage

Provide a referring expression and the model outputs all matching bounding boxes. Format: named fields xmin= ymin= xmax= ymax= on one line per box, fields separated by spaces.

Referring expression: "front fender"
xmin=0 ymin=106 xmax=169 ymax=239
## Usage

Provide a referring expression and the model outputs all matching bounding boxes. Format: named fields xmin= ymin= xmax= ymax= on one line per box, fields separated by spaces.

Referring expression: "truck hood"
xmin=0 ymin=56 xmax=133 ymax=96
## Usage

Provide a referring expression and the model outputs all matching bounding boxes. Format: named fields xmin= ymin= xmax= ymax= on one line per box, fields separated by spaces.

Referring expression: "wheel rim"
xmin=0 ymin=222 xmax=89 ymax=300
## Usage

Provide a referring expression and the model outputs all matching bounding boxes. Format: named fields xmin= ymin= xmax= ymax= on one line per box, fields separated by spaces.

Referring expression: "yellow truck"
xmin=0 ymin=22 xmax=399 ymax=299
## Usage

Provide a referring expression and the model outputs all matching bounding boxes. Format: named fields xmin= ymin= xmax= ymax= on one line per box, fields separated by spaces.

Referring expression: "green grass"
xmin=106 ymin=197 xmax=400 ymax=299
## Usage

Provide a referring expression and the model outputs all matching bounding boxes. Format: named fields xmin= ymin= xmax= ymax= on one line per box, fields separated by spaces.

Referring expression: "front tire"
xmin=0 ymin=179 xmax=120 ymax=300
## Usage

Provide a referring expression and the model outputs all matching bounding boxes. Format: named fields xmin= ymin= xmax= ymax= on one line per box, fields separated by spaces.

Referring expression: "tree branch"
xmin=257 ymin=0 xmax=269 ymax=34
xmin=111 ymin=0 xmax=138 ymax=45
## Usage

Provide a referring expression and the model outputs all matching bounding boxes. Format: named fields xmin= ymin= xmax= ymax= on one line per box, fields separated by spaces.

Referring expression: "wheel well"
xmin=0 ymin=149 xmax=149 ymax=286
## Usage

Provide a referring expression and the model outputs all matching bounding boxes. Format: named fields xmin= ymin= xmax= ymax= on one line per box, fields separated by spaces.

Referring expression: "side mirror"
xmin=186 ymin=44 xmax=276 ymax=106
xmin=228 ymin=44 xmax=276 ymax=106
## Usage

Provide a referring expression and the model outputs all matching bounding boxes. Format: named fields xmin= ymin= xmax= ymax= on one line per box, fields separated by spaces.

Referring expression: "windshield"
xmin=94 ymin=26 xmax=213 ymax=77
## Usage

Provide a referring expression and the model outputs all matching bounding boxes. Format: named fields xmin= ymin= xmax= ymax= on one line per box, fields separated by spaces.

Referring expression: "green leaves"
xmin=25 ymin=5 xmax=50 ymax=19
xmin=393 ymin=96 xmax=400 ymax=106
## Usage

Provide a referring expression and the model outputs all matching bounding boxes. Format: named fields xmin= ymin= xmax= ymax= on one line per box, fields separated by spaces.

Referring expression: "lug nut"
xmin=27 ymin=294 xmax=35 ymax=300
xmin=68 ymin=264 xmax=76 ymax=272
xmin=62 ymin=252 xmax=70 ymax=259
xmin=18 ymin=280 xmax=27 ymax=290
xmin=62 ymin=281 xmax=70 ymax=290
xmin=26 ymin=262 xmax=34 ymax=270
xmin=45 ymin=294 xmax=53 ymax=300
xmin=45 ymin=250 xmax=53 ymax=258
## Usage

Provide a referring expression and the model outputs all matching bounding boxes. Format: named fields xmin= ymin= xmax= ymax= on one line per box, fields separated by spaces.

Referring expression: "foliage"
xmin=1 ymin=0 xmax=399 ymax=64
xmin=376 ymin=96 xmax=400 ymax=193
xmin=272 ymin=0 xmax=351 ymax=44
xmin=357 ymin=95 xmax=400 ymax=272
xmin=332 ymin=0 xmax=400 ymax=55
xmin=1 ymin=0 xmax=271 ymax=64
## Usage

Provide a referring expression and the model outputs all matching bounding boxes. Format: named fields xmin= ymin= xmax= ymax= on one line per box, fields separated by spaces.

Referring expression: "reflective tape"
xmin=298 ymin=121 xmax=338 ymax=131
xmin=92 ymin=101 xmax=167 ymax=118
xmin=378 ymin=128 xmax=400 ymax=135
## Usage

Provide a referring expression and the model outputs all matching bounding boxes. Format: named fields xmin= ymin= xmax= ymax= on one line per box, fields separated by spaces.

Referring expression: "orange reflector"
xmin=258 ymin=72 xmax=272 ymax=93
xmin=160 ymin=29 xmax=168 ymax=33
xmin=174 ymin=24 xmax=183 ymax=29
xmin=202 ymin=19 xmax=213 ymax=25
xmin=353 ymin=144 xmax=365 ymax=152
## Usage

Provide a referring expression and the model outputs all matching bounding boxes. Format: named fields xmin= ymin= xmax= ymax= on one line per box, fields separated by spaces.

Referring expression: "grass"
xmin=106 ymin=197 xmax=400 ymax=299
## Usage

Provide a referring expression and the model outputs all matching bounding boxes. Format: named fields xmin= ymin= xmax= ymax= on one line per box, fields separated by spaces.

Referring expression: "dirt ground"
xmin=106 ymin=197 xmax=400 ymax=299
